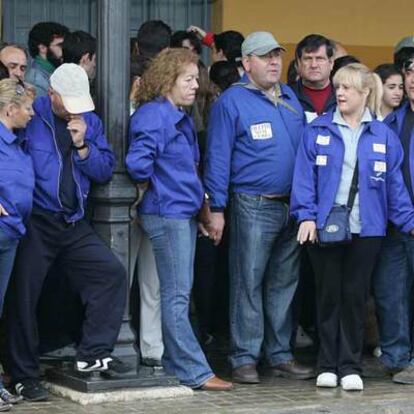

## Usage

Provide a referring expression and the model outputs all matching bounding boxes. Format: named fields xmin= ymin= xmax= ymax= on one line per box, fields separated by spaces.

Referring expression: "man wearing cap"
xmin=372 ymin=56 xmax=414 ymax=385
xmin=394 ymin=36 xmax=414 ymax=71
xmin=6 ymin=63 xmax=127 ymax=402
xmin=203 ymin=31 xmax=313 ymax=383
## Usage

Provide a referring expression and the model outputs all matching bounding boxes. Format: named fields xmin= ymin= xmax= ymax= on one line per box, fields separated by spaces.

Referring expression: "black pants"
xmin=308 ymin=236 xmax=382 ymax=377
xmin=6 ymin=213 xmax=127 ymax=382
xmin=193 ymin=231 xmax=229 ymax=339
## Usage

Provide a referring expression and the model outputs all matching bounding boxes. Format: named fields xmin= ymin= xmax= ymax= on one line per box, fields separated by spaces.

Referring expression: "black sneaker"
xmin=15 ymin=379 xmax=49 ymax=402
xmin=76 ymin=356 xmax=132 ymax=374
xmin=0 ymin=387 xmax=23 ymax=404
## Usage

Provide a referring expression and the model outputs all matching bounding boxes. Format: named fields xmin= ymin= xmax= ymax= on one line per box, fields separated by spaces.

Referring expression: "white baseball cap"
xmin=50 ymin=63 xmax=95 ymax=114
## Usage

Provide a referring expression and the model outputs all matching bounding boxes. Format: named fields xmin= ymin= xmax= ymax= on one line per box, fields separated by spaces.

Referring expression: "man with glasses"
xmin=203 ymin=31 xmax=313 ymax=384
xmin=292 ymin=34 xmax=335 ymax=123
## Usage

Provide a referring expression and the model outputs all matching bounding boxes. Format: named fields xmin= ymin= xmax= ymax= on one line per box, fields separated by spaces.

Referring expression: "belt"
xmin=261 ymin=194 xmax=290 ymax=204
xmin=32 ymin=207 xmax=77 ymax=227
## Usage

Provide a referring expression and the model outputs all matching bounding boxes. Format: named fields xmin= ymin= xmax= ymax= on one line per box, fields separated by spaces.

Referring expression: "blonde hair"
xmin=333 ymin=63 xmax=383 ymax=118
xmin=133 ymin=48 xmax=198 ymax=106
xmin=0 ymin=78 xmax=34 ymax=111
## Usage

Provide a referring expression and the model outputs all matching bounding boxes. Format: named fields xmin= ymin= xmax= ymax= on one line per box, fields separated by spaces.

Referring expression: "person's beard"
xmin=47 ymin=48 xmax=62 ymax=68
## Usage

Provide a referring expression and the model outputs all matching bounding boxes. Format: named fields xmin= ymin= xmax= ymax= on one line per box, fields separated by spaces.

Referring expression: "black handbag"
xmin=317 ymin=161 xmax=359 ymax=246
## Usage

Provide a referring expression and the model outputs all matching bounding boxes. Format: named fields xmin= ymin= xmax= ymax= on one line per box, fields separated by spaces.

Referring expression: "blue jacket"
xmin=20 ymin=96 xmax=115 ymax=222
xmin=385 ymin=102 xmax=414 ymax=198
xmin=126 ymin=98 xmax=204 ymax=219
xmin=0 ymin=122 xmax=34 ymax=238
xmin=291 ymin=111 xmax=414 ymax=237
xmin=203 ymin=76 xmax=305 ymax=210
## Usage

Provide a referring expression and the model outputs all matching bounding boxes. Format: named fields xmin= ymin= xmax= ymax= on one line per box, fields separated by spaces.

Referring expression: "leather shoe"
xmin=270 ymin=360 xmax=315 ymax=380
xmin=200 ymin=376 xmax=233 ymax=391
xmin=232 ymin=364 xmax=260 ymax=384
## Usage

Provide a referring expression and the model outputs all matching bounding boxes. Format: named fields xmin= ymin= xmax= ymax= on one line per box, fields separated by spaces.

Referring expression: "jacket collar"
xmin=0 ymin=121 xmax=17 ymax=144
xmin=236 ymin=74 xmax=291 ymax=100
xmin=312 ymin=109 xmax=378 ymax=136
xmin=155 ymin=96 xmax=187 ymax=125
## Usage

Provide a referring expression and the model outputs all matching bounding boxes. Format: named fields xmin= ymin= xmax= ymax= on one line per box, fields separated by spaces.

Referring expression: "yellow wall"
xmin=212 ymin=0 xmax=413 ymax=79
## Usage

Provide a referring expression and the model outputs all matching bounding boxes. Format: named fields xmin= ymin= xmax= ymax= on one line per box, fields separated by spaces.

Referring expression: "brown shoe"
xmin=200 ymin=376 xmax=233 ymax=391
xmin=270 ymin=360 xmax=315 ymax=380
xmin=232 ymin=364 xmax=260 ymax=384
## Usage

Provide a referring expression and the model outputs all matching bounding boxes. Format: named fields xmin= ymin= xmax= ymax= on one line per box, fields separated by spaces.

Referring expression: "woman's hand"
xmin=297 ymin=220 xmax=317 ymax=245
xmin=187 ymin=25 xmax=207 ymax=40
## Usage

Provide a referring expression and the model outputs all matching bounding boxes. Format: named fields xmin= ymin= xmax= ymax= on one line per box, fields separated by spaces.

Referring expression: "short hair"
xmin=287 ymin=59 xmax=298 ymax=86
xmin=136 ymin=20 xmax=172 ymax=59
xmin=170 ymin=30 xmax=202 ymax=55
xmin=62 ymin=31 xmax=96 ymax=64
xmin=330 ymin=55 xmax=361 ymax=80
xmin=0 ymin=43 xmax=29 ymax=58
xmin=374 ymin=63 xmax=402 ymax=84
xmin=0 ymin=62 xmax=9 ymax=80
xmin=295 ymin=34 xmax=335 ymax=60
xmin=133 ymin=47 xmax=198 ymax=106
xmin=28 ymin=21 xmax=69 ymax=58
xmin=394 ymin=48 xmax=414 ymax=71
xmin=333 ymin=63 xmax=383 ymax=117
xmin=214 ymin=30 xmax=244 ymax=62
xmin=209 ymin=60 xmax=240 ymax=92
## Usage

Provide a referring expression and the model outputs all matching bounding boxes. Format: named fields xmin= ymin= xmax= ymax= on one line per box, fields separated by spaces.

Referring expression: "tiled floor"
xmin=8 ymin=354 xmax=414 ymax=414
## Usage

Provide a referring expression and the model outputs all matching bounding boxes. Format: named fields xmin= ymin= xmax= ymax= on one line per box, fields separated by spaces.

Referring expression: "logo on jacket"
xmin=326 ymin=224 xmax=339 ymax=233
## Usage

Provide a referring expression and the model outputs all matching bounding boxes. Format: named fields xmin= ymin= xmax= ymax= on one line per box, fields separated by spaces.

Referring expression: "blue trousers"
xmin=140 ymin=214 xmax=214 ymax=388
xmin=228 ymin=193 xmax=300 ymax=369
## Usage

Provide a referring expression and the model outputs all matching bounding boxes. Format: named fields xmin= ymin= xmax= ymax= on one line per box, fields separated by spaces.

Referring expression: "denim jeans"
xmin=372 ymin=227 xmax=414 ymax=369
xmin=139 ymin=214 xmax=214 ymax=388
xmin=0 ymin=227 xmax=18 ymax=316
xmin=229 ymin=193 xmax=301 ymax=369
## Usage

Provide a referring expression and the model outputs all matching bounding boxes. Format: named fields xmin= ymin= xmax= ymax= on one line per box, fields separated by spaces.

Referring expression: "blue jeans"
xmin=139 ymin=214 xmax=214 ymax=388
xmin=229 ymin=193 xmax=301 ymax=369
xmin=372 ymin=227 xmax=414 ymax=369
xmin=0 ymin=227 xmax=18 ymax=316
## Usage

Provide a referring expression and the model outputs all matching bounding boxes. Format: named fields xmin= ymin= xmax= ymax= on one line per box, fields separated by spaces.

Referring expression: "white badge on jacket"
xmin=250 ymin=123 xmax=273 ymax=140
xmin=316 ymin=155 xmax=328 ymax=166
xmin=373 ymin=143 xmax=386 ymax=154
xmin=374 ymin=161 xmax=387 ymax=172
xmin=316 ymin=135 xmax=330 ymax=146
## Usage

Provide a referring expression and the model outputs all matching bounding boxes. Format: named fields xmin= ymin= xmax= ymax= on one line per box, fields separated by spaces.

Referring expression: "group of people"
xmin=0 ymin=16 xmax=414 ymax=411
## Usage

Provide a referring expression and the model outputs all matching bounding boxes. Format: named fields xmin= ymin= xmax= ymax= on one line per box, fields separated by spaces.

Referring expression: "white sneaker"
xmin=340 ymin=374 xmax=363 ymax=391
xmin=316 ymin=372 xmax=338 ymax=388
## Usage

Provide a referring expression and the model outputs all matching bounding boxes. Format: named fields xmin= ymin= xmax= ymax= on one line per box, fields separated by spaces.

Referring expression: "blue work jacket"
xmin=203 ymin=76 xmax=305 ymax=210
xmin=291 ymin=111 xmax=414 ymax=236
xmin=19 ymin=96 xmax=115 ymax=222
xmin=0 ymin=122 xmax=34 ymax=238
xmin=126 ymin=98 xmax=204 ymax=219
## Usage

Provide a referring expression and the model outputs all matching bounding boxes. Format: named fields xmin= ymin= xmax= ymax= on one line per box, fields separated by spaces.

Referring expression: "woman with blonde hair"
xmin=291 ymin=63 xmax=414 ymax=391
xmin=126 ymin=48 xmax=232 ymax=391
xmin=0 ymin=78 xmax=35 ymax=408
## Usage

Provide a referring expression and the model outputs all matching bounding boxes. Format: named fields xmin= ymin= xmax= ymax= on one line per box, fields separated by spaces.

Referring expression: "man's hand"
xmin=0 ymin=203 xmax=9 ymax=216
xmin=297 ymin=220 xmax=317 ymax=245
xmin=67 ymin=115 xmax=87 ymax=147
xmin=206 ymin=212 xmax=225 ymax=246
xmin=187 ymin=25 xmax=207 ymax=40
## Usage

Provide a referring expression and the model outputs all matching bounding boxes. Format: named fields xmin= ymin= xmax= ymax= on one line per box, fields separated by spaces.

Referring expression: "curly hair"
xmin=133 ymin=48 xmax=198 ymax=106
